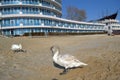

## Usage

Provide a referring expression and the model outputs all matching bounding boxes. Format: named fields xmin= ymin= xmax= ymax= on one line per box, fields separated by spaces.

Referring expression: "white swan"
xmin=11 ymin=44 xmax=22 ymax=52
xmin=50 ymin=46 xmax=87 ymax=74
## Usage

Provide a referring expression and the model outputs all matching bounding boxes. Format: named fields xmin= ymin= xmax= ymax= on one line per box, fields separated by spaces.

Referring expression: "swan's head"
xmin=19 ymin=44 xmax=22 ymax=49
xmin=50 ymin=46 xmax=60 ymax=56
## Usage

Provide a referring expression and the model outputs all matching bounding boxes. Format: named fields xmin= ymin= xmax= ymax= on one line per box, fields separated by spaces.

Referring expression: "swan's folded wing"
xmin=58 ymin=54 xmax=79 ymax=63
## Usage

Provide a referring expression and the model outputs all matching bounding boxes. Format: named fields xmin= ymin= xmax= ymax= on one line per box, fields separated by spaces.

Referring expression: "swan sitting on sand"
xmin=50 ymin=46 xmax=87 ymax=75
xmin=11 ymin=44 xmax=23 ymax=52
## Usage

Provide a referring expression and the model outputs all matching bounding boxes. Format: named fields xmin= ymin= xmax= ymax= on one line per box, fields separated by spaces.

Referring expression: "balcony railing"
xmin=1 ymin=11 xmax=61 ymax=17
xmin=0 ymin=3 xmax=62 ymax=13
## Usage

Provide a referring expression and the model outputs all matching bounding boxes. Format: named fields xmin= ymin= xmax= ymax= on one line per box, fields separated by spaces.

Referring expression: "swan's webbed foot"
xmin=60 ymin=68 xmax=69 ymax=75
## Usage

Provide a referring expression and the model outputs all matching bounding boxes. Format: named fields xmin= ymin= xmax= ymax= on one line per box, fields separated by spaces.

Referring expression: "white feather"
xmin=51 ymin=46 xmax=87 ymax=70
xmin=11 ymin=44 xmax=22 ymax=51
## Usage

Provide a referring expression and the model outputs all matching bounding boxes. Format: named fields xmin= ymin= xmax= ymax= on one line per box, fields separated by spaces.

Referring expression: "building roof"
xmin=97 ymin=11 xmax=118 ymax=21
xmin=89 ymin=11 xmax=119 ymax=22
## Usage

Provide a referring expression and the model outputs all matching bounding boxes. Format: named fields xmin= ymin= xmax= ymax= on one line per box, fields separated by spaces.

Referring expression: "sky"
xmin=62 ymin=0 xmax=120 ymax=21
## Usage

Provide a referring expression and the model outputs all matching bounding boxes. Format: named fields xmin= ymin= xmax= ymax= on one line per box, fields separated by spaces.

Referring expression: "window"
xmin=29 ymin=19 xmax=34 ymax=25
xmin=10 ymin=20 xmax=15 ymax=26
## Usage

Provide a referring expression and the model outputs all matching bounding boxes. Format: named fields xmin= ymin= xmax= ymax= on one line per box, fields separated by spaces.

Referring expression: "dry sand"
xmin=0 ymin=35 xmax=120 ymax=80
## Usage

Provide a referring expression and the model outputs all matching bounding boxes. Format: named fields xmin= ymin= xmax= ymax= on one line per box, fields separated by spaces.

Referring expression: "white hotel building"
xmin=0 ymin=0 xmax=119 ymax=36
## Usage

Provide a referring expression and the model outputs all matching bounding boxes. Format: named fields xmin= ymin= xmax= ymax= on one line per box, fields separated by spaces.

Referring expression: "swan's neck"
xmin=53 ymin=50 xmax=59 ymax=57
xmin=53 ymin=50 xmax=60 ymax=61
xmin=19 ymin=44 xmax=22 ymax=49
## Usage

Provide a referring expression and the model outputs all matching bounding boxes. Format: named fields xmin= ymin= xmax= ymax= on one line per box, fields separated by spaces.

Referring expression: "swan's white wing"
xmin=57 ymin=54 xmax=78 ymax=65
xmin=58 ymin=54 xmax=87 ymax=68
xmin=58 ymin=54 xmax=78 ymax=62
xmin=11 ymin=44 xmax=22 ymax=50
xmin=11 ymin=45 xmax=18 ymax=50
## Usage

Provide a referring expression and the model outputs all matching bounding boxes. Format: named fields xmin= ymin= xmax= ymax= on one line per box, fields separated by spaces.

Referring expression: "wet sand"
xmin=0 ymin=35 xmax=120 ymax=80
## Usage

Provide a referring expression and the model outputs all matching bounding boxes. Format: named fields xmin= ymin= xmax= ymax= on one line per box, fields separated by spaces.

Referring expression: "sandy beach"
xmin=0 ymin=35 xmax=120 ymax=80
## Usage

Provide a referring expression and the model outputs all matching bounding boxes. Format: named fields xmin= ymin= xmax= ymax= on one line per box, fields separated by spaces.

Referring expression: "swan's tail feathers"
xmin=79 ymin=62 xmax=88 ymax=67
xmin=83 ymin=63 xmax=88 ymax=66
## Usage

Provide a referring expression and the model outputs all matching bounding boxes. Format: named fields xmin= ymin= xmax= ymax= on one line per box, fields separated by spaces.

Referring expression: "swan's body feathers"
xmin=11 ymin=44 xmax=26 ymax=53
xmin=11 ymin=44 xmax=22 ymax=50
xmin=54 ymin=54 xmax=87 ymax=69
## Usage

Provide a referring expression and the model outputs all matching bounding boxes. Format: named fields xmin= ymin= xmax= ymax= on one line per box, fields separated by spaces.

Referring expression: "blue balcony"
xmin=1 ymin=0 xmax=39 ymax=5
xmin=1 ymin=0 xmax=62 ymax=13
xmin=1 ymin=7 xmax=61 ymax=17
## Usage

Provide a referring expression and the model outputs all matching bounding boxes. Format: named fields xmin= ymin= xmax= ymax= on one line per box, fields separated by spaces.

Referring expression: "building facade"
xmin=0 ymin=0 xmax=106 ymax=36
xmin=101 ymin=19 xmax=120 ymax=35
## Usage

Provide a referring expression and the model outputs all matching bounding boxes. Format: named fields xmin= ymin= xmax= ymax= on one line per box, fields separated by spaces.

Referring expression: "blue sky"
xmin=62 ymin=0 xmax=120 ymax=21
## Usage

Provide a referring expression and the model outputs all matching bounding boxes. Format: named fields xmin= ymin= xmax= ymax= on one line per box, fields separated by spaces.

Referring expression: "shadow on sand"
xmin=53 ymin=62 xmax=64 ymax=70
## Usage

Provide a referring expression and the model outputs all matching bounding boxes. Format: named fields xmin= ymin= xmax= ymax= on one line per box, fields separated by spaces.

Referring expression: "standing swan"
xmin=50 ymin=46 xmax=87 ymax=75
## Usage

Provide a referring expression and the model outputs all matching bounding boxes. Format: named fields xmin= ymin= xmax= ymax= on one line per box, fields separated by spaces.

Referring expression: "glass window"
xmin=10 ymin=20 xmax=15 ymax=26
xmin=16 ymin=18 xmax=20 ymax=26
xmin=29 ymin=19 xmax=34 ymax=25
